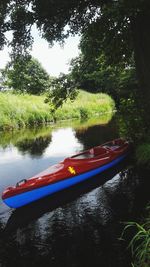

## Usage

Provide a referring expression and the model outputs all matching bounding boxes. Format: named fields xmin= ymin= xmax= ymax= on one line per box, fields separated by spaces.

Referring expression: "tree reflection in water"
xmin=0 ymin=117 xmax=149 ymax=267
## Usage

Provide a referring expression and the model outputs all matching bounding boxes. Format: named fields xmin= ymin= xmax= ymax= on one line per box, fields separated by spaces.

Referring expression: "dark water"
xmin=0 ymin=116 xmax=149 ymax=267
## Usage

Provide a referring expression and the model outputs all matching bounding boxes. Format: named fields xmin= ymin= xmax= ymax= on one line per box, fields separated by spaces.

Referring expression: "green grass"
xmin=55 ymin=90 xmax=115 ymax=120
xmin=121 ymin=204 xmax=150 ymax=267
xmin=0 ymin=93 xmax=52 ymax=130
xmin=0 ymin=90 xmax=115 ymax=131
xmin=123 ymin=222 xmax=150 ymax=267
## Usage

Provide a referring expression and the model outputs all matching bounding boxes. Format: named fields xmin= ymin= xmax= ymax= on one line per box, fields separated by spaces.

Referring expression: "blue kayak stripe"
xmin=3 ymin=154 xmax=127 ymax=208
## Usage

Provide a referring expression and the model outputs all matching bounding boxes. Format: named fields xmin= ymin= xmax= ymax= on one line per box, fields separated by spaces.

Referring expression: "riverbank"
xmin=0 ymin=90 xmax=115 ymax=131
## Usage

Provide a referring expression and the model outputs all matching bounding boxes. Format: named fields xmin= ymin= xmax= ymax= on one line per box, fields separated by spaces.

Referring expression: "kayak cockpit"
xmin=102 ymin=139 xmax=129 ymax=152
xmin=67 ymin=139 xmax=129 ymax=160
xmin=68 ymin=146 xmax=109 ymax=160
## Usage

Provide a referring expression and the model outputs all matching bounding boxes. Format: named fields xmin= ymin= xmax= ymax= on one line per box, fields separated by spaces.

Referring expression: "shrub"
xmin=79 ymin=107 xmax=89 ymax=120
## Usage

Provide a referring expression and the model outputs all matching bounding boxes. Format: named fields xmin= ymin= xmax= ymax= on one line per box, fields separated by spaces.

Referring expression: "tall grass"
xmin=0 ymin=90 xmax=115 ymax=131
xmin=55 ymin=90 xmax=115 ymax=120
xmin=121 ymin=204 xmax=150 ymax=267
xmin=0 ymin=93 xmax=52 ymax=130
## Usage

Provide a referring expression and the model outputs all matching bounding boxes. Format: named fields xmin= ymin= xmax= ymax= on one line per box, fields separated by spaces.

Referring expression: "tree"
xmin=45 ymin=73 xmax=78 ymax=119
xmin=71 ymin=53 xmax=138 ymax=105
xmin=0 ymin=1 xmax=150 ymax=108
xmin=3 ymin=56 xmax=50 ymax=94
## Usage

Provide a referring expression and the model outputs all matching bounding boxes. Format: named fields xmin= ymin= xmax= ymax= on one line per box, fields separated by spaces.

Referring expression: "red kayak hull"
xmin=2 ymin=138 xmax=130 ymax=208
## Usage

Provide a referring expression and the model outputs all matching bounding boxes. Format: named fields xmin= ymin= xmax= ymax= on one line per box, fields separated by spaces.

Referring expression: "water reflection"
xmin=0 ymin=117 xmax=117 ymax=183
xmin=17 ymin=136 xmax=52 ymax=157
xmin=4 ymin=163 xmax=126 ymax=234
xmin=44 ymin=128 xmax=83 ymax=157
xmin=0 ymin=115 xmax=149 ymax=267
xmin=0 ymin=166 xmax=149 ymax=267
xmin=76 ymin=119 xmax=118 ymax=149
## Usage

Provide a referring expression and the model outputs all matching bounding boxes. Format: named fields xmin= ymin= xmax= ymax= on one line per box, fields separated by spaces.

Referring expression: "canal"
xmin=0 ymin=116 xmax=149 ymax=267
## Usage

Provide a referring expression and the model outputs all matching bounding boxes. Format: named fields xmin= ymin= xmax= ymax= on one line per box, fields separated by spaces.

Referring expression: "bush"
xmin=136 ymin=143 xmax=150 ymax=168
xmin=79 ymin=107 xmax=89 ymax=120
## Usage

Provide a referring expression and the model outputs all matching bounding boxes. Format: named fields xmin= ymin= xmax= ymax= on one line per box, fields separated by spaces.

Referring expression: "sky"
xmin=0 ymin=26 xmax=80 ymax=77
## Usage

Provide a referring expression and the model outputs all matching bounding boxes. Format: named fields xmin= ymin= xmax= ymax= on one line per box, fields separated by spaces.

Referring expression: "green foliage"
xmin=0 ymin=0 xmax=147 ymax=59
xmin=70 ymin=52 xmax=137 ymax=105
xmin=121 ymin=204 xmax=150 ymax=267
xmin=136 ymin=143 xmax=150 ymax=168
xmin=117 ymin=94 xmax=150 ymax=168
xmin=1 ymin=0 xmax=150 ymax=126
xmin=0 ymin=92 xmax=52 ymax=130
xmin=117 ymin=96 xmax=146 ymax=141
xmin=45 ymin=74 xmax=78 ymax=116
xmin=124 ymin=222 xmax=150 ymax=267
xmin=2 ymin=56 xmax=50 ymax=94
xmin=79 ymin=107 xmax=89 ymax=120
xmin=1 ymin=0 xmax=150 ymax=121
xmin=0 ymin=91 xmax=114 ymax=130
xmin=55 ymin=90 xmax=115 ymax=121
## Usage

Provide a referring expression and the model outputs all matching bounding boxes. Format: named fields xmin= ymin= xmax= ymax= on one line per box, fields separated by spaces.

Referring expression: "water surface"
xmin=0 ymin=116 xmax=149 ymax=267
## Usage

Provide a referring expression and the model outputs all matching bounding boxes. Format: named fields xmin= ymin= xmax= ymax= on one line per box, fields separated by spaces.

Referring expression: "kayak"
xmin=2 ymin=138 xmax=130 ymax=209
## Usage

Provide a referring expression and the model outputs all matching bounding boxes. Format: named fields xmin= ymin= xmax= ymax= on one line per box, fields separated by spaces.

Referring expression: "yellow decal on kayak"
xmin=68 ymin=166 xmax=76 ymax=175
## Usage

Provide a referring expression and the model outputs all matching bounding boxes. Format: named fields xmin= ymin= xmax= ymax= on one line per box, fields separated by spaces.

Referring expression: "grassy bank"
xmin=0 ymin=93 xmax=51 ymax=130
xmin=55 ymin=90 xmax=115 ymax=120
xmin=0 ymin=90 xmax=115 ymax=131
